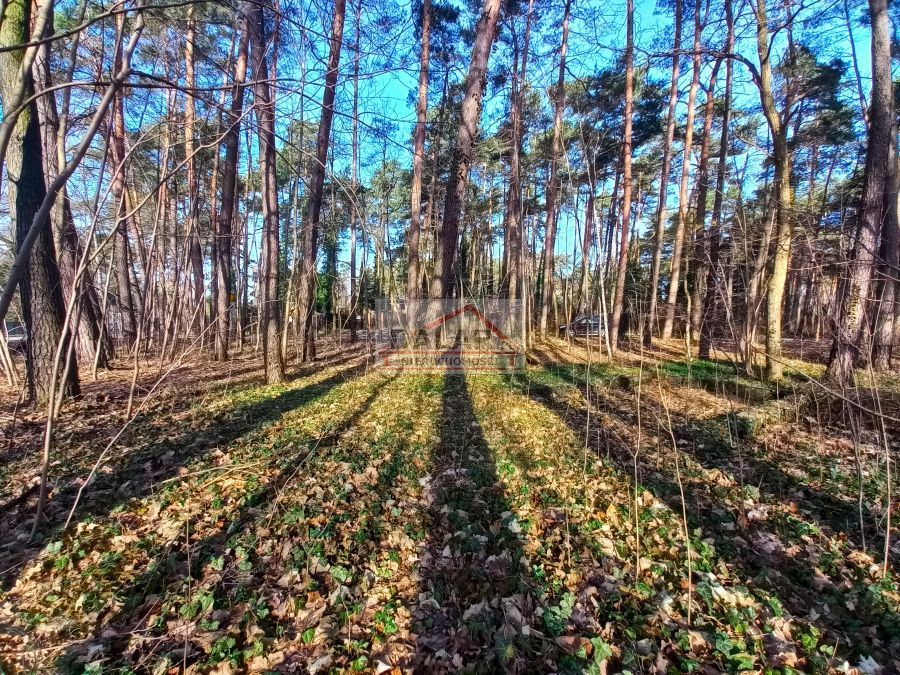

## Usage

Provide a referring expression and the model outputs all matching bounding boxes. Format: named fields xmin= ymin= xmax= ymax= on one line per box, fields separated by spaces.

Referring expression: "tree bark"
xmin=698 ymin=0 xmax=733 ymax=360
xmin=502 ymin=0 xmax=533 ymax=347
xmin=688 ymin=58 xmax=722 ymax=340
xmin=826 ymin=0 xmax=893 ymax=385
xmin=662 ymin=0 xmax=703 ymax=340
xmin=646 ymin=0 xmax=682 ymax=346
xmin=213 ymin=11 xmax=249 ymax=361
xmin=110 ymin=11 xmax=137 ymax=350
xmin=296 ymin=0 xmax=345 ymax=360
xmin=407 ymin=0 xmax=430 ymax=306
xmin=609 ymin=0 xmax=634 ymax=346
xmin=873 ymin=133 xmax=899 ymax=370
xmin=502 ymin=37 xmax=520 ymax=298
xmin=751 ymin=0 xmax=793 ymax=381
xmin=429 ymin=0 xmax=502 ymax=300
xmin=246 ymin=0 xmax=285 ymax=382
xmin=184 ymin=3 xmax=205 ymax=341
xmin=538 ymin=0 xmax=572 ymax=333
xmin=32 ymin=26 xmax=108 ymax=369
xmin=348 ymin=0 xmax=360 ymax=341
xmin=577 ymin=168 xmax=596 ymax=316
xmin=0 ymin=0 xmax=79 ymax=403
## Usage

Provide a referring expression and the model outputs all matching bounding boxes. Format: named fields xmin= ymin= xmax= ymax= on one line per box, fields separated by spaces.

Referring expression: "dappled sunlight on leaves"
xmin=1 ymin=345 xmax=898 ymax=673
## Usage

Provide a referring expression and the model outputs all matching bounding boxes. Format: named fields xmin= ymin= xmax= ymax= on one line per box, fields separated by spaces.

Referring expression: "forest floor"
xmin=0 ymin=337 xmax=898 ymax=674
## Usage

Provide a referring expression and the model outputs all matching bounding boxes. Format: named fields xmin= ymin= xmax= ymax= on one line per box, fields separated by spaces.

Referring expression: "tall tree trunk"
xmin=247 ymin=0 xmax=285 ymax=382
xmin=743 ymin=200 xmax=775 ymax=370
xmin=538 ymin=0 xmax=571 ymax=334
xmin=423 ymin=66 xmax=451 ymax=294
xmin=407 ymin=0 xmax=430 ymax=305
xmin=0 ymin=0 xmax=79 ymax=403
xmin=577 ymin=168 xmax=596 ymax=315
xmin=603 ymin=167 xmax=621 ymax=279
xmin=348 ymin=0 xmax=360 ymax=341
xmin=698 ymin=0 xmax=733 ymax=360
xmin=110 ymin=11 xmax=137 ymax=350
xmin=764 ymin=141 xmax=792 ymax=380
xmin=282 ymin=169 xmax=299 ymax=353
xmin=429 ymin=0 xmax=502 ymax=300
xmin=502 ymin=40 xmax=520 ymax=297
xmin=33 ymin=26 xmax=108 ymax=369
xmin=238 ymin=142 xmax=251 ymax=347
xmin=662 ymin=0 xmax=703 ymax=339
xmin=751 ymin=0 xmax=793 ymax=381
xmin=873 ymin=133 xmax=899 ymax=370
xmin=826 ymin=0 xmax=892 ymax=385
xmin=157 ymin=94 xmax=175 ymax=359
xmin=503 ymin=0 xmax=533 ymax=347
xmin=687 ymin=58 xmax=722 ymax=340
xmin=214 ymin=11 xmax=249 ymax=361
xmin=281 ymin=44 xmax=307 ymax=357
xmin=207 ymin=55 xmax=227 ymax=344
xmin=609 ymin=0 xmax=634 ymax=346
xmin=296 ymin=0 xmax=345 ymax=360
xmin=646 ymin=0 xmax=682 ymax=346
xmin=184 ymin=3 xmax=205 ymax=340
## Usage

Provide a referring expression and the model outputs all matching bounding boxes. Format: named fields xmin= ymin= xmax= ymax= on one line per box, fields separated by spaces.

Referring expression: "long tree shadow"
xmin=412 ymin=366 xmax=541 ymax=672
xmin=51 ymin=372 xmax=392 ymax=672
xmin=537 ymin=361 xmax=877 ymax=540
xmin=1 ymin=358 xmax=372 ymax=591
xmin=505 ymin=366 xmax=900 ymax=662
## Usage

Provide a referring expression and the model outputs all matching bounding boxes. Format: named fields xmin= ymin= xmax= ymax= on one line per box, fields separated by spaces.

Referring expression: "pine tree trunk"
xmin=502 ymin=39 xmax=522 ymax=300
xmin=214 ymin=12 xmax=249 ymax=361
xmin=826 ymin=0 xmax=893 ymax=386
xmin=646 ymin=0 xmax=682 ymax=346
xmin=407 ymin=0 xmax=430 ymax=306
xmin=246 ymin=0 xmax=285 ymax=382
xmin=348 ymin=2 xmax=360 ymax=341
xmin=0 ymin=0 xmax=79 ymax=403
xmin=662 ymin=0 xmax=703 ymax=340
xmin=33 ymin=31 xmax=108 ymax=369
xmin=603 ymin=167 xmax=621 ymax=279
xmin=609 ymin=0 xmax=634 ymax=347
xmin=110 ymin=11 xmax=137 ymax=350
xmin=538 ymin=0 xmax=571 ymax=334
xmin=502 ymin=0 xmax=533 ymax=349
xmin=207 ymin=67 xmax=225 ymax=350
xmin=429 ymin=0 xmax=502 ymax=301
xmin=688 ymin=58 xmax=722 ymax=341
xmin=422 ymin=67 xmax=451 ymax=295
xmin=872 ymin=135 xmax=898 ymax=371
xmin=296 ymin=0 xmax=345 ymax=361
xmin=184 ymin=3 xmax=205 ymax=342
xmin=698 ymin=0 xmax=733 ymax=360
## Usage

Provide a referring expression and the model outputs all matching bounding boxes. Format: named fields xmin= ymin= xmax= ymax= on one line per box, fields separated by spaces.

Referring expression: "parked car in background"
xmin=3 ymin=320 xmax=26 ymax=351
xmin=558 ymin=315 xmax=603 ymax=338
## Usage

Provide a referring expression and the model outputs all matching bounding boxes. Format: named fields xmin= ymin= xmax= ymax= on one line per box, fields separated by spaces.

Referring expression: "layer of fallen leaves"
xmin=0 ymin=339 xmax=897 ymax=674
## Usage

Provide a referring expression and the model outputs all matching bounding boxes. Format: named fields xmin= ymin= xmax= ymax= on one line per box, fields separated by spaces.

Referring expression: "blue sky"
xmin=42 ymin=0 xmax=875 ymax=300
xmin=302 ymin=0 xmax=875 ymax=286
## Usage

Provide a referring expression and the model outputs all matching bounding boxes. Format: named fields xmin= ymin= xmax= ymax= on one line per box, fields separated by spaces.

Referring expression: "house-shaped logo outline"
xmin=376 ymin=302 xmax=524 ymax=370
xmin=422 ymin=302 xmax=514 ymax=347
